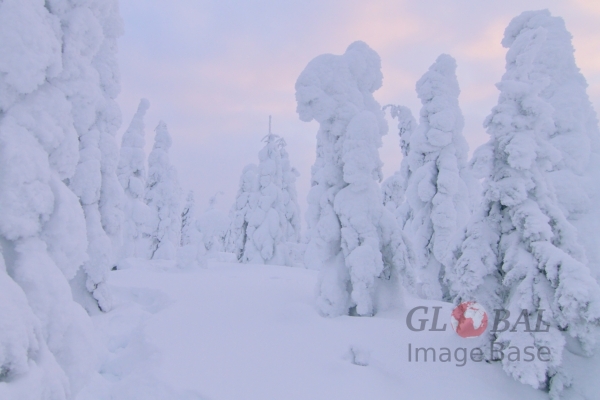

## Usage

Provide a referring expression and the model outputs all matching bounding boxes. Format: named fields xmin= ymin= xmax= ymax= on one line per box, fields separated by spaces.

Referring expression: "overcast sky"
xmin=116 ymin=0 xmax=600 ymax=224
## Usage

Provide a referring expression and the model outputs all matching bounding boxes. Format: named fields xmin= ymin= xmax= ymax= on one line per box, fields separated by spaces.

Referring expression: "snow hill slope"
xmin=77 ymin=261 xmax=598 ymax=399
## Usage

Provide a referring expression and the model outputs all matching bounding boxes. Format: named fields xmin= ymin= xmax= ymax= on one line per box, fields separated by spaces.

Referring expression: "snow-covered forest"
xmin=2 ymin=1 xmax=600 ymax=399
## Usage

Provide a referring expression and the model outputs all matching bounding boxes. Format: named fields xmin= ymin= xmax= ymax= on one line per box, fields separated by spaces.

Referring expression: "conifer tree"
xmin=197 ymin=192 xmax=229 ymax=256
xmin=241 ymin=134 xmax=286 ymax=264
xmin=0 ymin=0 xmax=108 ymax=396
xmin=279 ymin=138 xmax=301 ymax=243
xmin=226 ymin=164 xmax=260 ymax=260
xmin=448 ymin=11 xmax=600 ymax=396
xmin=181 ymin=190 xmax=196 ymax=247
xmin=227 ymin=119 xmax=301 ymax=265
xmin=295 ymin=41 xmax=411 ymax=316
xmin=395 ymin=55 xmax=476 ymax=300
xmin=514 ymin=11 xmax=600 ymax=282
xmin=118 ymin=99 xmax=152 ymax=259
xmin=381 ymin=105 xmax=416 ymax=216
xmin=95 ymin=0 xmax=126 ymax=268
xmin=146 ymin=121 xmax=182 ymax=260
xmin=177 ymin=191 xmax=207 ymax=268
xmin=64 ymin=0 xmax=122 ymax=312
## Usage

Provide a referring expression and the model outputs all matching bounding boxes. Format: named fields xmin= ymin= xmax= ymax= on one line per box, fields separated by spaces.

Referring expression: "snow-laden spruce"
xmin=394 ymin=55 xmax=476 ymax=301
xmin=250 ymin=135 xmax=301 ymax=264
xmin=381 ymin=105 xmax=416 ymax=216
xmin=59 ymin=0 xmax=125 ymax=313
xmin=296 ymin=41 xmax=411 ymax=316
xmin=240 ymin=135 xmax=285 ymax=264
xmin=506 ymin=11 xmax=600 ymax=283
xmin=118 ymin=99 xmax=152 ymax=259
xmin=181 ymin=190 xmax=197 ymax=247
xmin=95 ymin=0 xmax=126 ymax=272
xmin=0 ymin=0 xmax=102 ymax=396
xmin=197 ymin=193 xmax=230 ymax=257
xmin=448 ymin=10 xmax=600 ymax=397
xmin=226 ymin=164 xmax=260 ymax=260
xmin=279 ymin=139 xmax=302 ymax=243
xmin=177 ymin=190 xmax=206 ymax=268
xmin=146 ymin=121 xmax=182 ymax=260
xmin=227 ymin=134 xmax=301 ymax=265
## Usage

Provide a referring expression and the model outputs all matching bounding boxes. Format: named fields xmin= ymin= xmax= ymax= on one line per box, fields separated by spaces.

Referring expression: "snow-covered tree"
xmin=448 ymin=11 xmax=600 ymax=397
xmin=181 ymin=190 xmax=196 ymax=247
xmin=177 ymin=190 xmax=206 ymax=269
xmin=197 ymin=192 xmax=230 ymax=257
xmin=0 ymin=248 xmax=74 ymax=399
xmin=0 ymin=0 xmax=100 ymax=396
xmin=279 ymin=139 xmax=301 ymax=243
xmin=146 ymin=121 xmax=182 ymax=260
xmin=118 ymin=99 xmax=152 ymax=259
xmin=508 ymin=11 xmax=600 ymax=283
xmin=241 ymin=134 xmax=289 ymax=264
xmin=60 ymin=0 xmax=125 ymax=314
xmin=393 ymin=55 xmax=476 ymax=301
xmin=295 ymin=41 xmax=410 ymax=316
xmin=381 ymin=105 xmax=416 ymax=215
xmin=227 ymin=132 xmax=301 ymax=265
xmin=95 ymin=0 xmax=126 ymax=267
xmin=226 ymin=164 xmax=260 ymax=260
xmin=225 ymin=134 xmax=299 ymax=265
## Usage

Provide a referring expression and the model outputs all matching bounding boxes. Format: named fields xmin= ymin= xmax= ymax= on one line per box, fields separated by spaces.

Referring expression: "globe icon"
xmin=450 ymin=302 xmax=488 ymax=338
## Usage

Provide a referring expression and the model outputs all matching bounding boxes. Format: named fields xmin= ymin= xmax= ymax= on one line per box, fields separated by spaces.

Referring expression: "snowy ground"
xmin=76 ymin=260 xmax=598 ymax=399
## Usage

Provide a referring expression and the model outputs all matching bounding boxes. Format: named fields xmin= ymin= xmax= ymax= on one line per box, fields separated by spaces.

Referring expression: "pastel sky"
xmin=116 ymin=0 xmax=600 ymax=223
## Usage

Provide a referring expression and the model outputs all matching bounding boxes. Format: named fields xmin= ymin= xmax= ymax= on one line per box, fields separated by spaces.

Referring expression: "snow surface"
xmin=72 ymin=259 xmax=600 ymax=400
